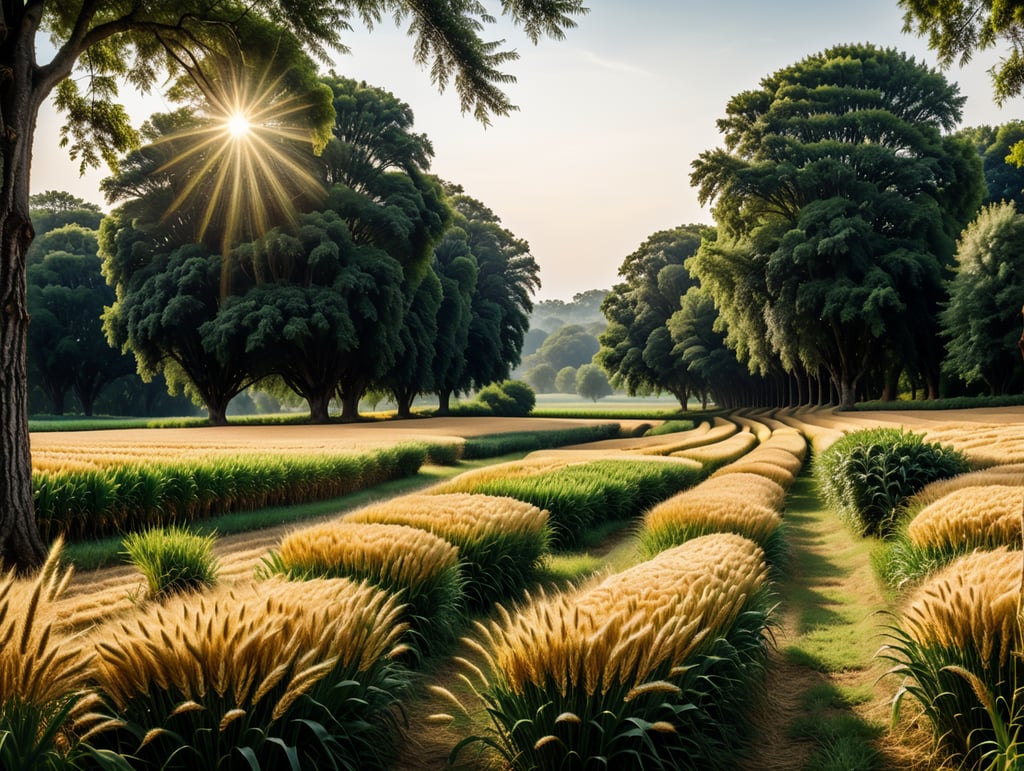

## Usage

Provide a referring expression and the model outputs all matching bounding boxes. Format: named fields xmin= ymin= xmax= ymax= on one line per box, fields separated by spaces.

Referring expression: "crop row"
xmin=33 ymin=444 xmax=427 ymax=542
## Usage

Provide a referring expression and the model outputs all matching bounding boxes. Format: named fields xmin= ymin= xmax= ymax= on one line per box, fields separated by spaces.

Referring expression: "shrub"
xmin=344 ymin=493 xmax=550 ymax=609
xmin=880 ymin=548 xmax=1022 ymax=768
xmin=814 ymin=428 xmax=969 ymax=537
xmin=266 ymin=522 xmax=465 ymax=657
xmin=85 ymin=577 xmax=410 ymax=770
xmin=475 ymin=383 xmax=519 ymax=416
xmin=121 ymin=525 xmax=219 ymax=599
xmin=499 ymin=379 xmax=536 ymax=414
xmin=450 ymin=533 xmax=773 ymax=770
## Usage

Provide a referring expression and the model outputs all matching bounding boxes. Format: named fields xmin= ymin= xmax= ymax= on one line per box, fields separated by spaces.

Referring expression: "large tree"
xmin=1 ymin=0 xmax=586 ymax=572
xmin=957 ymin=122 xmax=1024 ymax=208
xmin=435 ymin=188 xmax=540 ymax=413
xmin=941 ymin=201 xmax=1024 ymax=394
xmin=597 ymin=225 xmax=705 ymax=409
xmin=690 ymin=44 xmax=983 ymax=408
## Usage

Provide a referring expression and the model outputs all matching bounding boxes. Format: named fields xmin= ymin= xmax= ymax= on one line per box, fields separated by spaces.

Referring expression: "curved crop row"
xmin=447 ymin=533 xmax=774 ymax=770
xmin=638 ymin=427 xmax=804 ymax=563
xmin=343 ymin=493 xmax=550 ymax=608
xmin=431 ymin=456 xmax=703 ymax=549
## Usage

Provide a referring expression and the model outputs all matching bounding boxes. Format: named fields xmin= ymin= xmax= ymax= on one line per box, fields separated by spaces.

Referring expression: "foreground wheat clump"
xmin=84 ymin=577 xmax=410 ymax=770
xmin=882 ymin=548 xmax=1023 ymax=769
xmin=0 ymin=541 xmax=96 ymax=769
xmin=344 ymin=492 xmax=550 ymax=607
xmin=447 ymin=533 xmax=773 ymax=770
xmin=269 ymin=522 xmax=464 ymax=656
xmin=906 ymin=485 xmax=1024 ymax=552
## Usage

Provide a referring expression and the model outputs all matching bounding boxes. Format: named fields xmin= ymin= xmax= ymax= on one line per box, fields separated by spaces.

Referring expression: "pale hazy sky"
xmin=32 ymin=2 xmax=1024 ymax=301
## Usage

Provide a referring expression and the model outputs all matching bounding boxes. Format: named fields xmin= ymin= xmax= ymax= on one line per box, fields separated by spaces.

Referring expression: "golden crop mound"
xmin=907 ymin=485 xmax=1024 ymax=552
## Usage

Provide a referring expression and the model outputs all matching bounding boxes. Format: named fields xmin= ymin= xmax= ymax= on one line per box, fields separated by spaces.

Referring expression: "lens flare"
xmin=225 ymin=112 xmax=251 ymax=138
xmin=152 ymin=57 xmax=326 ymax=257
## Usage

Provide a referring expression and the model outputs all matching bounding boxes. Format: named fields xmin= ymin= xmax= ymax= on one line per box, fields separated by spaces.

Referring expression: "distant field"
xmin=29 ymin=416 xmax=647 ymax=468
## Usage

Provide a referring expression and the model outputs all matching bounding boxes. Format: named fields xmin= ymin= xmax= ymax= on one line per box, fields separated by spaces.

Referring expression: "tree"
xmin=667 ymin=285 xmax=748 ymax=409
xmin=435 ymin=187 xmax=541 ymax=412
xmin=532 ymin=323 xmax=600 ymax=370
xmin=27 ymin=249 xmax=133 ymax=416
xmin=900 ymin=0 xmax=1024 ymax=104
xmin=576 ymin=363 xmax=613 ymax=402
xmin=555 ymin=366 xmax=577 ymax=394
xmin=1 ymin=0 xmax=586 ymax=573
xmin=941 ymin=201 xmax=1024 ymax=394
xmin=957 ymin=122 xmax=1024 ymax=208
xmin=524 ymin=362 xmax=557 ymax=393
xmin=28 ymin=192 xmax=102 ymax=236
xmin=378 ymin=268 xmax=443 ymax=417
xmin=597 ymin=225 xmax=705 ymax=409
xmin=430 ymin=226 xmax=478 ymax=415
xmin=690 ymin=44 xmax=983 ymax=409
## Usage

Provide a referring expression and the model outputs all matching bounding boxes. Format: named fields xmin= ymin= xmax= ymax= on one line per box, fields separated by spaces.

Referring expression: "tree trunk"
xmin=436 ymin=389 xmax=452 ymax=416
xmin=339 ymin=391 xmax=360 ymax=422
xmin=307 ymin=393 xmax=331 ymax=424
xmin=0 ymin=30 xmax=49 ymax=570
xmin=207 ymin=400 xmax=229 ymax=426
xmin=838 ymin=379 xmax=856 ymax=410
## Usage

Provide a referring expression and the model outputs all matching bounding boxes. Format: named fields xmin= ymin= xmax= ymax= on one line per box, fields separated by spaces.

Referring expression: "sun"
xmin=225 ymin=112 xmax=251 ymax=138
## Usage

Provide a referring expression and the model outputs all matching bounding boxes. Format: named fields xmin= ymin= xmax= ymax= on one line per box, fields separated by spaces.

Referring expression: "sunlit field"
xmin=4 ymin=405 xmax=1024 ymax=769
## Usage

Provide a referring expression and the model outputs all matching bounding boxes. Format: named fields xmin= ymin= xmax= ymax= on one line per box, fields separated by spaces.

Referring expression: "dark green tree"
xmin=2 ymin=0 xmax=584 ymax=569
xmin=436 ymin=188 xmax=540 ymax=411
xmin=690 ymin=44 xmax=983 ymax=408
xmin=101 ymin=228 xmax=254 ymax=426
xmin=597 ymin=225 xmax=704 ymax=409
xmin=957 ymin=122 xmax=1024 ymax=208
xmin=28 ymin=249 xmax=133 ymax=416
xmin=431 ymin=226 xmax=479 ymax=415
xmin=667 ymin=286 xmax=745 ymax=409
xmin=378 ymin=269 xmax=443 ymax=417
xmin=941 ymin=201 xmax=1024 ymax=394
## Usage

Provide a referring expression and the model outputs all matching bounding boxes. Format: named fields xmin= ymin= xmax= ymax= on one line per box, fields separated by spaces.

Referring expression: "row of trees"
xmin=598 ymin=44 xmax=1024 ymax=410
xmin=90 ymin=76 xmax=538 ymax=425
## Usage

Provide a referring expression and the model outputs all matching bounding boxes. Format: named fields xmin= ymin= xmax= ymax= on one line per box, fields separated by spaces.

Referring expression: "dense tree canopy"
xmin=690 ymin=44 xmax=984 ymax=408
xmin=941 ymin=201 xmax=1024 ymax=394
xmin=957 ymin=122 xmax=1024 ymax=208
xmin=597 ymin=225 xmax=705 ymax=409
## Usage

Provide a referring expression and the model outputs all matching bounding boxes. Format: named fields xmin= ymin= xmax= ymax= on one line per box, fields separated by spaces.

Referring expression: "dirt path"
xmin=740 ymin=475 xmax=933 ymax=771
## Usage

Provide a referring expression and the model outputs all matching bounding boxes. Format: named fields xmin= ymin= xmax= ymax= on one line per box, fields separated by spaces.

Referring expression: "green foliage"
xmin=529 ymin=323 xmax=600 ymax=370
xmin=460 ymin=424 xmax=623 ymax=459
xmin=554 ymin=365 xmax=577 ymax=394
xmin=456 ymin=379 xmax=536 ymax=417
xmin=33 ymin=445 xmax=425 ymax=542
xmin=121 ymin=525 xmax=219 ymax=598
xmin=814 ymin=428 xmax=969 ymax=537
xmin=900 ymin=0 xmax=1024 ymax=103
xmin=941 ymin=201 xmax=1024 ymax=395
xmin=690 ymin=43 xmax=984 ymax=408
xmin=598 ymin=225 xmax=706 ymax=409
xmin=575 ymin=363 xmax=613 ymax=401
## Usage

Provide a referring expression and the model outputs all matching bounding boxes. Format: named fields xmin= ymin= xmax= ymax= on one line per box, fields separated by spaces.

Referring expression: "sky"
xmin=31 ymin=1 xmax=1024 ymax=301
